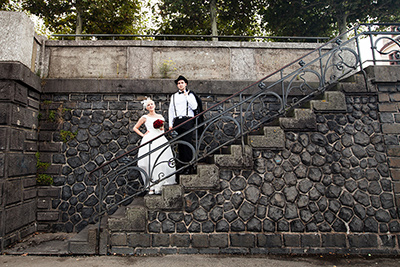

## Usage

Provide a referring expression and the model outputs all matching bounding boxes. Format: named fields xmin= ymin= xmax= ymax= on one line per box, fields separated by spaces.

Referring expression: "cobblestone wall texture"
xmin=33 ymin=66 xmax=400 ymax=254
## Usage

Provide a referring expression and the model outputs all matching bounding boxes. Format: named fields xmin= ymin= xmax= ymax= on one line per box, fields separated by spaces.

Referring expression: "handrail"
xmin=51 ymin=33 xmax=330 ymax=43
xmin=89 ymin=23 xmax=400 ymax=222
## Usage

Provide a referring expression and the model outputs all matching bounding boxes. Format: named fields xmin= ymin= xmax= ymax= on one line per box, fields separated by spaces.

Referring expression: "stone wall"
xmin=34 ymin=66 xmax=400 ymax=256
xmin=42 ymin=40 xmax=331 ymax=81
xmin=107 ymin=83 xmax=400 ymax=255
xmin=0 ymin=62 xmax=41 ymax=250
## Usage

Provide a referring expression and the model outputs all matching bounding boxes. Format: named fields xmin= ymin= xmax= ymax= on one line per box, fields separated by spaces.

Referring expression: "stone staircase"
xmin=68 ymin=88 xmax=348 ymax=254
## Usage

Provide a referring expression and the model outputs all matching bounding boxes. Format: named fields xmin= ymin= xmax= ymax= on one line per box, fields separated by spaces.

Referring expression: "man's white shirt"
xmin=168 ymin=91 xmax=198 ymax=126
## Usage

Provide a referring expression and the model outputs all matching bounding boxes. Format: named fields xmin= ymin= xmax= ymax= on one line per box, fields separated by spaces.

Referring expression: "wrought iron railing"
xmin=88 ymin=23 xmax=400 ymax=222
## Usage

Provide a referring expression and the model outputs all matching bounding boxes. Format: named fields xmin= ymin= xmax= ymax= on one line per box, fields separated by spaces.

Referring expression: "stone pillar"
xmin=0 ymin=62 xmax=41 ymax=251
xmin=0 ymin=11 xmax=36 ymax=71
xmin=373 ymin=65 xmax=400 ymax=217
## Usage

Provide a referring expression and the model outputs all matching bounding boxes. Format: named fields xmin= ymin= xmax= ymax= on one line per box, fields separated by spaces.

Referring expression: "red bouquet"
xmin=153 ymin=119 xmax=164 ymax=130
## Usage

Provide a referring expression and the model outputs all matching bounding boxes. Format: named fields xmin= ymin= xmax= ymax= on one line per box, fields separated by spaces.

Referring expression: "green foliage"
xmin=259 ymin=0 xmax=400 ymax=38
xmin=22 ymin=0 xmax=142 ymax=35
xmin=155 ymin=0 xmax=262 ymax=39
xmin=35 ymin=152 xmax=53 ymax=186
xmin=159 ymin=59 xmax=177 ymax=78
xmin=48 ymin=110 xmax=56 ymax=122
xmin=60 ymin=130 xmax=77 ymax=143
xmin=36 ymin=173 xmax=53 ymax=186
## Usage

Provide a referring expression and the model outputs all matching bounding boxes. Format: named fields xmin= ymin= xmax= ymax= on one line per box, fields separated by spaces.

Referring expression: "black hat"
xmin=174 ymin=75 xmax=188 ymax=84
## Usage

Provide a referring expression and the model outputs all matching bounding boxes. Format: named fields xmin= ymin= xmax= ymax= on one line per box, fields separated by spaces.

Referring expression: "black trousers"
xmin=173 ymin=117 xmax=195 ymax=165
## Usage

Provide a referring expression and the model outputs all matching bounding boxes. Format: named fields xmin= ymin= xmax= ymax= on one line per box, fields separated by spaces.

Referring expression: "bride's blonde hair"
xmin=141 ymin=97 xmax=153 ymax=110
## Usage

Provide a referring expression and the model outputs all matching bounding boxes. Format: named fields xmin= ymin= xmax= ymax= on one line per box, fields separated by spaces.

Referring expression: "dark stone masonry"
xmin=1 ymin=61 xmax=400 ymax=255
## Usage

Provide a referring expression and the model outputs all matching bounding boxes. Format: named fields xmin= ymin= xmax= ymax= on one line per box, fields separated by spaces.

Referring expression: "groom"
xmin=168 ymin=75 xmax=198 ymax=174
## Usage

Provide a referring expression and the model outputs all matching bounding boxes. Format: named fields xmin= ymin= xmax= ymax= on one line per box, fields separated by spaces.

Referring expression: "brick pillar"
xmin=0 ymin=62 xmax=41 ymax=251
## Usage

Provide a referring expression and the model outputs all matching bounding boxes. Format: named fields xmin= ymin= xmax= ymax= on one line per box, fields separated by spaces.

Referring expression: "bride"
xmin=133 ymin=97 xmax=176 ymax=194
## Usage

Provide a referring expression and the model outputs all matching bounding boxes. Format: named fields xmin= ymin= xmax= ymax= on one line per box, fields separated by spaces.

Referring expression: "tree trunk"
xmin=75 ymin=0 xmax=83 ymax=40
xmin=336 ymin=12 xmax=348 ymax=40
xmin=210 ymin=0 xmax=218 ymax=41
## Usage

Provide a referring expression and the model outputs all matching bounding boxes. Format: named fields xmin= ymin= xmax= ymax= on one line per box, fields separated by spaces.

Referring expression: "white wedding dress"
xmin=137 ymin=115 xmax=176 ymax=194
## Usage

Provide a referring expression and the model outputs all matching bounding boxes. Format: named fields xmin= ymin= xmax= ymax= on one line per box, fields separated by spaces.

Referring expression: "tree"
xmin=155 ymin=0 xmax=262 ymax=40
xmin=260 ymin=0 xmax=400 ymax=39
xmin=0 ymin=0 xmax=23 ymax=10
xmin=22 ymin=0 xmax=142 ymax=36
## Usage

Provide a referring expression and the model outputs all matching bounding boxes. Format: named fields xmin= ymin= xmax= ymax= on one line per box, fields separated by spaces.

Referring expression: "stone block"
xmin=39 ymin=142 xmax=61 ymax=152
xmin=192 ymin=234 xmax=209 ymax=248
xmin=388 ymin=157 xmax=400 ymax=168
xmin=28 ymin=98 xmax=40 ymax=109
xmin=348 ymin=234 xmax=378 ymax=248
xmin=378 ymin=93 xmax=390 ymax=102
xmin=23 ymin=176 xmax=36 ymax=188
xmin=387 ymin=146 xmax=400 ymax=157
xmin=170 ymin=234 xmax=191 ymax=247
xmin=0 ymin=153 xmax=4 ymax=177
xmin=230 ymin=233 xmax=255 ymax=248
xmin=301 ymin=234 xmax=321 ymax=247
xmin=0 ymin=127 xmax=7 ymax=150
xmin=110 ymin=233 xmax=127 ymax=246
xmin=214 ymin=145 xmax=253 ymax=168
xmin=257 ymin=234 xmax=282 ymax=248
xmin=37 ymin=187 xmax=60 ymax=198
xmin=108 ymin=205 xmax=146 ymax=232
xmin=14 ymin=82 xmax=28 ymax=105
xmin=390 ymin=93 xmax=400 ymax=102
xmin=181 ymin=164 xmax=219 ymax=190
xmin=310 ymin=91 xmax=347 ymax=112
xmin=11 ymin=105 xmax=25 ymax=127
xmin=68 ymin=226 xmax=97 ymax=254
xmin=4 ymin=201 xmax=36 ymax=234
xmin=209 ymin=234 xmax=228 ymax=248
xmin=369 ymin=66 xmax=400 ymax=83
xmin=7 ymin=153 xmax=36 ymax=177
xmin=145 ymin=185 xmax=183 ymax=210
xmin=382 ymin=124 xmax=400 ymax=134
xmin=283 ymin=234 xmax=300 ymax=247
xmin=0 ymin=12 xmax=35 ymax=69
xmin=152 ymin=234 xmax=170 ymax=247
xmin=37 ymin=198 xmax=50 ymax=209
xmin=248 ymin=127 xmax=285 ymax=149
xmin=0 ymin=81 xmax=13 ymax=100
xmin=0 ymin=103 xmax=10 ymax=125
xmin=37 ymin=211 xmax=59 ymax=221
xmin=321 ymin=234 xmax=346 ymax=247
xmin=9 ymin=128 xmax=24 ymax=151
xmin=24 ymin=141 xmax=37 ymax=152
xmin=379 ymin=103 xmax=398 ymax=112
xmin=128 ymin=233 xmax=151 ymax=247
xmin=390 ymin=169 xmax=400 ymax=181
xmin=5 ymin=179 xmax=22 ymax=205
xmin=25 ymin=130 xmax=38 ymax=141
xmin=23 ymin=187 xmax=36 ymax=200
xmin=279 ymin=109 xmax=317 ymax=131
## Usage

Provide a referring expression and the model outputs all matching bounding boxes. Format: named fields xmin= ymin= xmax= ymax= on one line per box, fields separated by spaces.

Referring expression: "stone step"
xmin=247 ymin=126 xmax=285 ymax=150
xmin=310 ymin=91 xmax=347 ymax=112
xmin=180 ymin=163 xmax=219 ymax=190
xmin=68 ymin=218 xmax=108 ymax=255
xmin=213 ymin=144 xmax=253 ymax=168
xmin=108 ymin=198 xmax=147 ymax=232
xmin=279 ymin=108 xmax=317 ymax=131
xmin=144 ymin=184 xmax=183 ymax=211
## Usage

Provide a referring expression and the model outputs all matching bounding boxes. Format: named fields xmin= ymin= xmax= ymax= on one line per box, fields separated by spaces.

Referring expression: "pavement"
xmin=1 ymin=232 xmax=400 ymax=267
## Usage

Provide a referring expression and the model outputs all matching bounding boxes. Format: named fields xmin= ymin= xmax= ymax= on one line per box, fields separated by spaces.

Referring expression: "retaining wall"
xmin=0 ymin=62 xmax=42 ymax=250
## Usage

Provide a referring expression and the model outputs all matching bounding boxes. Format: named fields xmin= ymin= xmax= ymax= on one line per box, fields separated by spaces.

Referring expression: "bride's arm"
xmin=133 ymin=116 xmax=147 ymax=137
